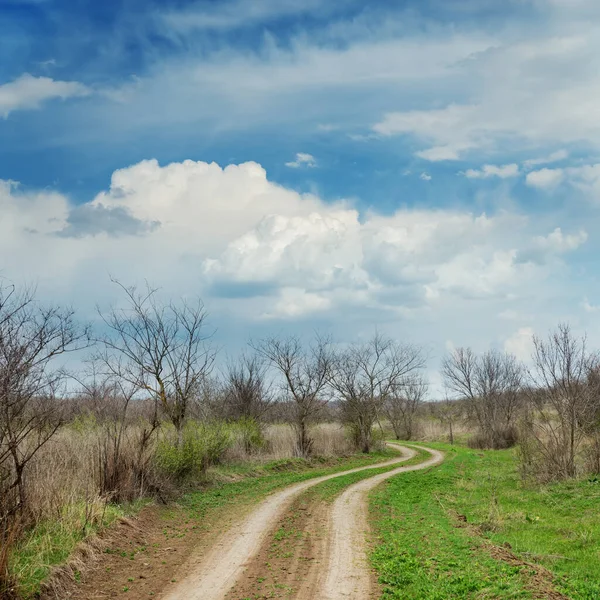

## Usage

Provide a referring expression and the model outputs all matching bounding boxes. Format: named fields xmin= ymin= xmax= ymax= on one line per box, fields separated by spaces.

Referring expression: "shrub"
xmin=155 ymin=421 xmax=232 ymax=480
xmin=230 ymin=417 xmax=266 ymax=455
xmin=467 ymin=426 xmax=518 ymax=450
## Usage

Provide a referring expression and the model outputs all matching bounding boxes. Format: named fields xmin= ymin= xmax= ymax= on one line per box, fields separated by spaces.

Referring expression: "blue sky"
xmin=2 ymin=0 xmax=600 ymax=391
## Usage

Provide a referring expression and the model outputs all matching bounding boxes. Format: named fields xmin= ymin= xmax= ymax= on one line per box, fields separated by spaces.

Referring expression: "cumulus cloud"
xmin=464 ymin=164 xmax=520 ymax=179
xmin=420 ymin=172 xmax=432 ymax=181
xmin=0 ymin=159 xmax=590 ymax=335
xmin=504 ymin=327 xmax=535 ymax=361
xmin=285 ymin=152 xmax=317 ymax=168
xmin=0 ymin=73 xmax=89 ymax=118
xmin=525 ymin=168 xmax=565 ymax=189
xmin=532 ymin=228 xmax=588 ymax=253
xmin=526 ymin=163 xmax=600 ymax=197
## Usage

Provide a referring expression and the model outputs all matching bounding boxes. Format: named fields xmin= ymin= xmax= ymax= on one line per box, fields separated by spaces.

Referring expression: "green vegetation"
xmin=10 ymin=500 xmax=145 ymax=599
xmin=10 ymin=447 xmax=398 ymax=598
xmin=370 ymin=443 xmax=600 ymax=599
xmin=155 ymin=421 xmax=233 ymax=479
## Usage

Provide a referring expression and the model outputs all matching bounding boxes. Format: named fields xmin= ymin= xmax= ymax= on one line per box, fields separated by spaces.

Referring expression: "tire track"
xmin=162 ymin=445 xmax=417 ymax=600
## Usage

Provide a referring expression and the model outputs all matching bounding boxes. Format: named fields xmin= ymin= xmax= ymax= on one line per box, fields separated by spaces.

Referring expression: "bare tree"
xmin=97 ymin=281 xmax=215 ymax=442
xmin=431 ymin=395 xmax=464 ymax=445
xmin=0 ymin=284 xmax=89 ymax=528
xmin=384 ymin=374 xmax=428 ymax=441
xmin=330 ymin=333 xmax=425 ymax=453
xmin=442 ymin=348 xmax=523 ymax=449
xmin=254 ymin=335 xmax=332 ymax=458
xmin=222 ymin=352 xmax=273 ymax=423
xmin=522 ymin=324 xmax=600 ymax=479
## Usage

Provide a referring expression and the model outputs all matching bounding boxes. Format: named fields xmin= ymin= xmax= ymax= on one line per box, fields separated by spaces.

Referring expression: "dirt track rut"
xmin=163 ymin=444 xmax=442 ymax=600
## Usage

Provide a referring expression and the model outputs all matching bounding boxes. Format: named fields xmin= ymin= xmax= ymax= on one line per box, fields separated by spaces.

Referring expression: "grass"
xmin=10 ymin=447 xmax=399 ymax=598
xmin=176 ymin=447 xmax=400 ymax=521
xmin=369 ymin=442 xmax=600 ymax=599
xmin=10 ymin=499 xmax=146 ymax=599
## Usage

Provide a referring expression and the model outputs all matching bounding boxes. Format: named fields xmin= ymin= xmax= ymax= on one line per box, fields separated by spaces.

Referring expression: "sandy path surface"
xmin=162 ymin=446 xmax=417 ymax=600
xmin=306 ymin=445 xmax=445 ymax=600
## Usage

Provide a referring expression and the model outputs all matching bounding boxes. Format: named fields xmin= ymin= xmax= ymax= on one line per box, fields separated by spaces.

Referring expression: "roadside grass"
xmin=370 ymin=442 xmax=600 ymax=600
xmin=10 ymin=447 xmax=399 ymax=598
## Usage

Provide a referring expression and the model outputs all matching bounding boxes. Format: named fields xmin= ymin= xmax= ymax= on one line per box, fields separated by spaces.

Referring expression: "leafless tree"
xmin=97 ymin=281 xmax=216 ymax=442
xmin=329 ymin=333 xmax=425 ymax=452
xmin=431 ymin=395 xmax=464 ymax=445
xmin=442 ymin=348 xmax=523 ymax=449
xmin=384 ymin=374 xmax=428 ymax=441
xmin=522 ymin=324 xmax=600 ymax=479
xmin=0 ymin=284 xmax=89 ymax=528
xmin=222 ymin=352 xmax=273 ymax=423
xmin=253 ymin=335 xmax=332 ymax=458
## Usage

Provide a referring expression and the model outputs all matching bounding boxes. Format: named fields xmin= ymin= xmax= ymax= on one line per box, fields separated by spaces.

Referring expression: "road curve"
xmin=312 ymin=444 xmax=444 ymax=600
xmin=162 ymin=444 xmax=418 ymax=600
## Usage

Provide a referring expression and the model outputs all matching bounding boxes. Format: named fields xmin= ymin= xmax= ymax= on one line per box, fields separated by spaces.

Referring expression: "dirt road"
xmin=311 ymin=446 xmax=444 ymax=599
xmin=163 ymin=444 xmax=442 ymax=600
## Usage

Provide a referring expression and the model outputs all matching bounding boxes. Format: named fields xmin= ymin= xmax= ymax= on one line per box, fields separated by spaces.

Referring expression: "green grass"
xmin=10 ymin=499 xmax=146 ymax=599
xmin=176 ymin=447 xmax=400 ymax=519
xmin=10 ymin=447 xmax=399 ymax=598
xmin=370 ymin=443 xmax=600 ymax=599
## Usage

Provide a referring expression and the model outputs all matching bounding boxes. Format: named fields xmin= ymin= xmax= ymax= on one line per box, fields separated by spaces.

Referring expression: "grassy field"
xmin=370 ymin=443 xmax=600 ymax=600
xmin=11 ymin=448 xmax=399 ymax=598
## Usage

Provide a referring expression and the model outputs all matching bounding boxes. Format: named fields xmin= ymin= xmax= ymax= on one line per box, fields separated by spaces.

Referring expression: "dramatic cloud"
xmin=0 ymin=74 xmax=89 ymax=118
xmin=0 ymin=160 xmax=586 ymax=326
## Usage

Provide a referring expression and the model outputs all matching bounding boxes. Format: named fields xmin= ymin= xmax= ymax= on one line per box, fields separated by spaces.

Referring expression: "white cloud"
xmin=464 ymin=164 xmax=520 ymax=179
xmin=285 ymin=152 xmax=317 ymax=168
xmin=533 ymin=227 xmax=587 ymax=253
xmin=583 ymin=297 xmax=600 ymax=313
xmin=523 ymin=149 xmax=568 ymax=169
xmin=420 ymin=172 xmax=432 ymax=181
xmin=0 ymin=73 xmax=89 ymax=118
xmin=1 ymin=158 xmax=594 ymax=363
xmin=370 ymin=21 xmax=600 ymax=160
xmin=525 ymin=168 xmax=565 ymax=189
xmin=526 ymin=163 xmax=600 ymax=198
xmin=504 ymin=327 xmax=535 ymax=361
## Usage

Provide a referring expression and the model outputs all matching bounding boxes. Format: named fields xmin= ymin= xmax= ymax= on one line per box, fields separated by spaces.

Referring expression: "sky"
xmin=2 ymin=0 xmax=600 ymax=394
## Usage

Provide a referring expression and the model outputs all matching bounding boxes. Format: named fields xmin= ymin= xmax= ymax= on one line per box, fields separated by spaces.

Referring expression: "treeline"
xmin=442 ymin=324 xmax=600 ymax=481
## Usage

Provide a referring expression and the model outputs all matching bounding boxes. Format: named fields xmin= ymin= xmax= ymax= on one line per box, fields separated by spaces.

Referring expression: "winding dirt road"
xmin=163 ymin=444 xmax=443 ymax=600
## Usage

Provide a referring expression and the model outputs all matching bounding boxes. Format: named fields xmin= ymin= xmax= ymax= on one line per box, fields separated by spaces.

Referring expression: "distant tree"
xmin=254 ymin=335 xmax=332 ymax=458
xmin=222 ymin=352 xmax=273 ymax=423
xmin=442 ymin=348 xmax=523 ymax=449
xmin=329 ymin=333 xmax=425 ymax=452
xmin=523 ymin=324 xmax=600 ymax=479
xmin=97 ymin=280 xmax=215 ymax=442
xmin=384 ymin=374 xmax=428 ymax=441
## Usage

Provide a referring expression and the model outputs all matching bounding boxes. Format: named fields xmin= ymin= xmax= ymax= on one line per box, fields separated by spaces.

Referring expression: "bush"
xmin=230 ymin=417 xmax=266 ymax=455
xmin=467 ymin=427 xmax=518 ymax=450
xmin=155 ymin=421 xmax=232 ymax=480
